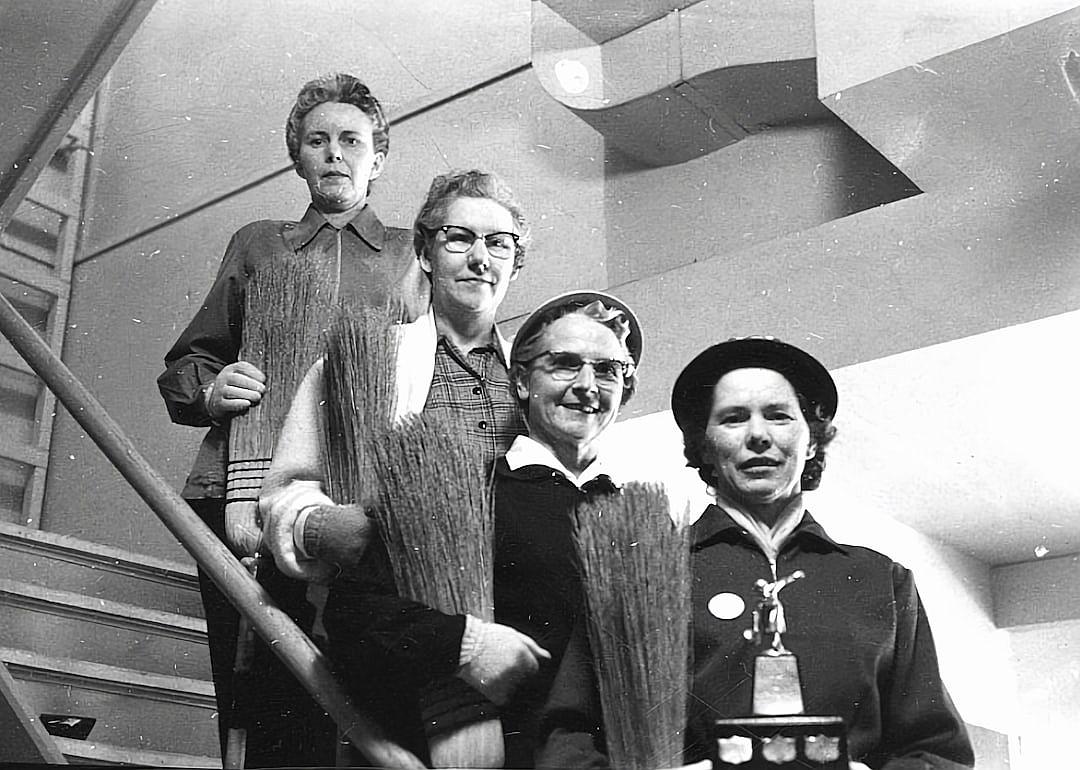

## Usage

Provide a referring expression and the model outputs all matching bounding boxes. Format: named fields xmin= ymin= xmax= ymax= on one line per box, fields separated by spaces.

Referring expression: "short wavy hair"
xmin=413 ymin=169 xmax=529 ymax=271
xmin=285 ymin=73 xmax=389 ymax=167
xmin=682 ymin=389 xmax=837 ymax=492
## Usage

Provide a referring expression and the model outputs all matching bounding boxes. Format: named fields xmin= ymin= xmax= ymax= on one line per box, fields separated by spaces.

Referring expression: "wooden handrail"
xmin=0 ymin=293 xmax=424 ymax=769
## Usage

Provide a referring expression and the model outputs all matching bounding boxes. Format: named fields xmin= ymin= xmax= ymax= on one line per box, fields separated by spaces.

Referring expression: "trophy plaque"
xmin=711 ymin=570 xmax=848 ymax=768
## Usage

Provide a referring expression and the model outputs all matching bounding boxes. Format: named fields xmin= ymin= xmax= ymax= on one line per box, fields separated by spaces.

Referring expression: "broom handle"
xmin=222 ymin=553 xmax=260 ymax=770
xmin=0 ymin=293 xmax=425 ymax=770
xmin=223 ymin=724 xmax=247 ymax=770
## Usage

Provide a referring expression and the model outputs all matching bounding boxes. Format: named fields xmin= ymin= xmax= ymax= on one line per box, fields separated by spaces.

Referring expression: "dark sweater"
xmin=323 ymin=456 xmax=619 ymax=766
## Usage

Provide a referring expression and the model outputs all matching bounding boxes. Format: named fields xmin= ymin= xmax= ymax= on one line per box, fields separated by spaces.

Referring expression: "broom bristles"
xmin=322 ymin=312 xmax=498 ymax=767
xmin=227 ymin=255 xmax=335 ymax=508
xmin=320 ymin=302 xmax=401 ymax=506
xmin=574 ymin=482 xmax=692 ymax=770
xmin=369 ymin=412 xmax=494 ymax=620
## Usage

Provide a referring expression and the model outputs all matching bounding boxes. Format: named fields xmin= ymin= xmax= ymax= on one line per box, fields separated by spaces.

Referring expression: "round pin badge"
xmin=707 ymin=592 xmax=745 ymax=620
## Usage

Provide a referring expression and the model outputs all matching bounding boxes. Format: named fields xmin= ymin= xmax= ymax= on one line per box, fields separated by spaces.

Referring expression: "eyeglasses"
xmin=436 ymin=225 xmax=520 ymax=259
xmin=528 ymin=351 xmax=634 ymax=386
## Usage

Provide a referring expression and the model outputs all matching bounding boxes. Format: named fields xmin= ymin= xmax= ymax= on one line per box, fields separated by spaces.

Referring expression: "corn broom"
xmin=226 ymin=255 xmax=334 ymax=538
xmin=319 ymin=304 xmax=500 ymax=766
xmin=369 ymin=412 xmax=501 ymax=768
xmin=574 ymin=482 xmax=692 ymax=770
xmin=224 ymin=254 xmax=335 ymax=768
xmin=368 ymin=412 xmax=493 ymax=618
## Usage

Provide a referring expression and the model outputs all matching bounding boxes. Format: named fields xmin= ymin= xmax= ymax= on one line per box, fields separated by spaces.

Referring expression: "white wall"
xmin=1006 ymin=619 xmax=1080 ymax=769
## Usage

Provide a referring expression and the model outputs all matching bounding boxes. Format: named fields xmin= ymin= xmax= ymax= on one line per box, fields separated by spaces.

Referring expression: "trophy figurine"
xmin=747 ymin=570 xmax=805 ymax=716
xmin=712 ymin=570 xmax=847 ymax=768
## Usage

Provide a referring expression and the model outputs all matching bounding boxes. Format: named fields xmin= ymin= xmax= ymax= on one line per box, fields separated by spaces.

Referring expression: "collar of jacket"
xmin=285 ymin=204 xmax=389 ymax=252
xmin=691 ymin=503 xmax=848 ymax=556
xmin=494 ymin=455 xmax=619 ymax=495
xmin=502 ymin=434 xmax=623 ymax=489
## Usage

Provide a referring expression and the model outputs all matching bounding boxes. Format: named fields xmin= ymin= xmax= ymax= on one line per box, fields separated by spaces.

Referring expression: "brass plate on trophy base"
xmin=711 ymin=715 xmax=847 ymax=768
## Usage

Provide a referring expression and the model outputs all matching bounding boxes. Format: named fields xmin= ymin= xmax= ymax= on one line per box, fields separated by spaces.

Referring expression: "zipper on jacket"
xmin=333 ymin=228 xmax=342 ymax=302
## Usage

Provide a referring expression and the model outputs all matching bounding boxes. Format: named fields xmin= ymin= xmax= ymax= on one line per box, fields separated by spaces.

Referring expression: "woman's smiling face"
xmin=514 ymin=314 xmax=626 ymax=460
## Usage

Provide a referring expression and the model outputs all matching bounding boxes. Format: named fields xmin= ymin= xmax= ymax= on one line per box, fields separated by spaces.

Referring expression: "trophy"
xmin=712 ymin=570 xmax=847 ymax=768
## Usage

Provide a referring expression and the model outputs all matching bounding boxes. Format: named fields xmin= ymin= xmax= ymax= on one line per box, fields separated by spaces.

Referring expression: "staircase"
xmin=0 ymin=521 xmax=221 ymax=766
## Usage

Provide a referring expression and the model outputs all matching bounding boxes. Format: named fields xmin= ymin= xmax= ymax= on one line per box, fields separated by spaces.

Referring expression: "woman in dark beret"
xmin=538 ymin=337 xmax=975 ymax=770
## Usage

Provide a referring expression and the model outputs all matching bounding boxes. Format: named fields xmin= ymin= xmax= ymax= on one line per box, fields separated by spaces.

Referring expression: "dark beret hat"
xmin=671 ymin=336 xmax=837 ymax=431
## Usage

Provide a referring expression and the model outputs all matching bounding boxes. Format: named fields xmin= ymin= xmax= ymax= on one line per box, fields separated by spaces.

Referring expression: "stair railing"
xmin=0 ymin=292 xmax=424 ymax=769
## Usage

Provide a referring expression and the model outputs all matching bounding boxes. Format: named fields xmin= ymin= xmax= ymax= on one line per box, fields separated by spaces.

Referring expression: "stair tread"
xmin=54 ymin=735 xmax=220 ymax=767
xmin=0 ymin=521 xmax=197 ymax=579
xmin=0 ymin=577 xmax=206 ymax=632
xmin=0 ymin=645 xmax=214 ymax=696
xmin=0 ymin=522 xmax=203 ymax=615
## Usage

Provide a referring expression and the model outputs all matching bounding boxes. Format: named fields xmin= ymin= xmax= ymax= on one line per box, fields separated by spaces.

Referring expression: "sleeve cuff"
xmin=293 ymin=504 xmax=320 ymax=559
xmin=419 ymin=676 xmax=498 ymax=738
xmin=459 ymin=614 xmax=484 ymax=667
xmin=202 ymin=381 xmax=225 ymax=426
xmin=261 ymin=480 xmax=335 ymax=555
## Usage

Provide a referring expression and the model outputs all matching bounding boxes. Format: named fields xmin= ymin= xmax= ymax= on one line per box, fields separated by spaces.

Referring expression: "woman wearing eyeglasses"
xmin=491 ymin=290 xmax=642 ymax=767
xmin=260 ymin=168 xmax=534 ymax=766
xmin=262 ymin=168 xmax=530 ymax=584
xmin=277 ymin=289 xmax=643 ymax=768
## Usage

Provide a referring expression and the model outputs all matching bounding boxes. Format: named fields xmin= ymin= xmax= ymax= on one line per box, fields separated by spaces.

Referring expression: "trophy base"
xmin=712 ymin=715 xmax=847 ymax=768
